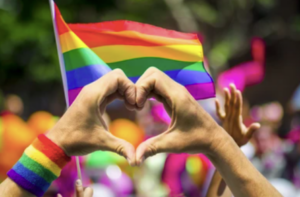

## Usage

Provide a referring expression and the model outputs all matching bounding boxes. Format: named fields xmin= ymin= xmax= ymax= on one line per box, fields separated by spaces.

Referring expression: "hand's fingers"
xmin=136 ymin=134 xmax=166 ymax=165
xmin=229 ymin=84 xmax=237 ymax=109
xmin=84 ymin=187 xmax=94 ymax=197
xmin=104 ymin=92 xmax=123 ymax=105
xmin=147 ymin=92 xmax=172 ymax=116
xmin=245 ymin=123 xmax=261 ymax=139
xmin=57 ymin=194 xmax=62 ymax=197
xmin=231 ymin=89 xmax=243 ymax=125
xmin=75 ymin=179 xmax=84 ymax=197
xmin=100 ymin=92 xmax=123 ymax=114
xmin=215 ymin=99 xmax=225 ymax=120
xmin=96 ymin=69 xmax=136 ymax=105
xmin=228 ymin=84 xmax=237 ymax=127
xmin=104 ymin=133 xmax=136 ymax=166
xmin=103 ymin=92 xmax=136 ymax=112
xmin=224 ymin=88 xmax=231 ymax=114
xmin=235 ymin=90 xmax=243 ymax=115
xmin=136 ymin=67 xmax=177 ymax=108
xmin=124 ymin=100 xmax=137 ymax=111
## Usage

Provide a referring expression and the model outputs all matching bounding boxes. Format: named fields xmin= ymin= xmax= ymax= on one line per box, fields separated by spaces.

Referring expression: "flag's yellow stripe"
xmin=60 ymin=31 xmax=88 ymax=53
xmin=91 ymin=45 xmax=203 ymax=63
xmin=24 ymin=145 xmax=61 ymax=177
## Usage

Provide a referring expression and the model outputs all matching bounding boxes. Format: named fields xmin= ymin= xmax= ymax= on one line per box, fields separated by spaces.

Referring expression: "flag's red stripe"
xmin=68 ymin=20 xmax=198 ymax=40
xmin=55 ymin=4 xmax=70 ymax=35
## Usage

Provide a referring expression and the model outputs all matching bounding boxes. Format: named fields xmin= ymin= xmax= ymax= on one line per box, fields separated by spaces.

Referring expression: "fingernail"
xmin=76 ymin=179 xmax=82 ymax=186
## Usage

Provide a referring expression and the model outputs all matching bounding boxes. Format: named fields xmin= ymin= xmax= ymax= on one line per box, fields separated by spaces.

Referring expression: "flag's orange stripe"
xmin=60 ymin=31 xmax=87 ymax=53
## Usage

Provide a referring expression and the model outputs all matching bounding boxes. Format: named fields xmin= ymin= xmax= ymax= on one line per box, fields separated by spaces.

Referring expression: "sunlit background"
xmin=0 ymin=0 xmax=300 ymax=196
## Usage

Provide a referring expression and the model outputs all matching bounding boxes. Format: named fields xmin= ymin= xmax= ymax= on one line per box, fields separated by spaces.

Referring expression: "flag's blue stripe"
xmin=66 ymin=64 xmax=212 ymax=90
xmin=128 ymin=69 xmax=212 ymax=84
xmin=66 ymin=64 xmax=111 ymax=90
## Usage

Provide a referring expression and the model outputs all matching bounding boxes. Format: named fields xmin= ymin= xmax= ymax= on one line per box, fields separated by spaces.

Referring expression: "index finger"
xmin=135 ymin=67 xmax=181 ymax=108
xmin=89 ymin=69 xmax=136 ymax=105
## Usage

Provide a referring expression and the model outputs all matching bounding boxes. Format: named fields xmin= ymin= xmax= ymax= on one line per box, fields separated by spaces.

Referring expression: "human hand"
xmin=135 ymin=67 xmax=227 ymax=164
xmin=57 ymin=180 xmax=93 ymax=197
xmin=46 ymin=69 xmax=136 ymax=165
xmin=215 ymin=84 xmax=260 ymax=147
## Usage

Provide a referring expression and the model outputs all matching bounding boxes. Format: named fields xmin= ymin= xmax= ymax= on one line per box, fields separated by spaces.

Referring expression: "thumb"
xmin=75 ymin=179 xmax=84 ymax=197
xmin=105 ymin=133 xmax=136 ymax=166
xmin=84 ymin=187 xmax=93 ymax=197
xmin=136 ymin=135 xmax=165 ymax=165
xmin=245 ymin=123 xmax=261 ymax=139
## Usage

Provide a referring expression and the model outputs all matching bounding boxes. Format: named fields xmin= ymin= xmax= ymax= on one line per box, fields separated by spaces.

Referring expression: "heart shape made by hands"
xmin=47 ymin=68 xmax=221 ymax=166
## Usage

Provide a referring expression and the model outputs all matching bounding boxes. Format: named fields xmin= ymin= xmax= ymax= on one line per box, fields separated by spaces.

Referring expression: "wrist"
xmin=205 ymin=126 xmax=236 ymax=158
xmin=46 ymin=128 xmax=70 ymax=156
xmin=7 ymin=134 xmax=71 ymax=197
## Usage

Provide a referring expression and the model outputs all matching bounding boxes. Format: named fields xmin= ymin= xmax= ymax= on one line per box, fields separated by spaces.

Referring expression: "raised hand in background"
xmin=215 ymin=84 xmax=260 ymax=147
xmin=206 ymin=83 xmax=260 ymax=197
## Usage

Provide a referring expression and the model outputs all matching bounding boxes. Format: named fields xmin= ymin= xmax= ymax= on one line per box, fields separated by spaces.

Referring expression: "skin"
xmin=135 ymin=68 xmax=282 ymax=197
xmin=206 ymin=84 xmax=261 ymax=197
xmin=0 ymin=69 xmax=136 ymax=197
xmin=0 ymin=67 xmax=281 ymax=197
xmin=46 ymin=69 xmax=137 ymax=162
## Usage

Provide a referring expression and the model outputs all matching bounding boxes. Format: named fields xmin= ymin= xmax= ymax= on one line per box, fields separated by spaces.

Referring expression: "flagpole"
xmin=49 ymin=0 xmax=82 ymax=181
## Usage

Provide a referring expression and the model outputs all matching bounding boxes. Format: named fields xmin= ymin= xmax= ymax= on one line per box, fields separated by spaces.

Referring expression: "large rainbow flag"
xmin=51 ymin=2 xmax=215 ymax=106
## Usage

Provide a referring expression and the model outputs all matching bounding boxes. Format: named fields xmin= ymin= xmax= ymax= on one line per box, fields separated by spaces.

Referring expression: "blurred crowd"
xmin=1 ymin=79 xmax=300 ymax=197
xmin=0 ymin=0 xmax=299 ymax=196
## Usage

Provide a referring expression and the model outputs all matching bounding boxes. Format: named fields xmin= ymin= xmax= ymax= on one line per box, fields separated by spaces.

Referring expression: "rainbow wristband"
xmin=7 ymin=134 xmax=71 ymax=197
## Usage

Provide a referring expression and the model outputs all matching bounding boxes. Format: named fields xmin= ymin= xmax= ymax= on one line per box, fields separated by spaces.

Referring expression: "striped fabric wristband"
xmin=7 ymin=134 xmax=71 ymax=197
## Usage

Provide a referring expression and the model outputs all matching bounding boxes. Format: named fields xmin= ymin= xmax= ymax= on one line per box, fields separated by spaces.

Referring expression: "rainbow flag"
xmin=51 ymin=2 xmax=215 ymax=105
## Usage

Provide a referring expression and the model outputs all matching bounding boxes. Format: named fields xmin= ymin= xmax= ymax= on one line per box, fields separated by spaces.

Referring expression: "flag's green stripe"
xmin=63 ymin=47 xmax=205 ymax=74
xmin=107 ymin=58 xmax=205 ymax=77
xmin=18 ymin=154 xmax=57 ymax=183
xmin=63 ymin=48 xmax=109 ymax=71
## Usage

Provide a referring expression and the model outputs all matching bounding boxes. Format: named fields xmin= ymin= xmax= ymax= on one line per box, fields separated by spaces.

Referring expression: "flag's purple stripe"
xmin=12 ymin=162 xmax=50 ymax=192
xmin=185 ymin=82 xmax=215 ymax=100
xmin=7 ymin=169 xmax=44 ymax=197
xmin=68 ymin=87 xmax=83 ymax=105
xmin=66 ymin=64 xmax=111 ymax=90
xmin=68 ymin=83 xmax=215 ymax=105
xmin=66 ymin=65 xmax=213 ymax=90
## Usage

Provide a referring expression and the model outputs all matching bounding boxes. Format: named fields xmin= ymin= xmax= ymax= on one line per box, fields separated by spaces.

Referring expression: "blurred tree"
xmin=0 ymin=0 xmax=299 ymax=118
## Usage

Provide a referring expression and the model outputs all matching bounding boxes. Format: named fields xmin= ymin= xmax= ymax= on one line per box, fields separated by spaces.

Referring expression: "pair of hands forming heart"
xmin=46 ymin=67 xmax=225 ymax=166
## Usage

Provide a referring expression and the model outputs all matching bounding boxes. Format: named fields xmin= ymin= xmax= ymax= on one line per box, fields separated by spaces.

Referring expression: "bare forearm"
xmin=206 ymin=170 xmax=232 ymax=197
xmin=0 ymin=178 xmax=35 ymax=197
xmin=207 ymin=130 xmax=282 ymax=197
